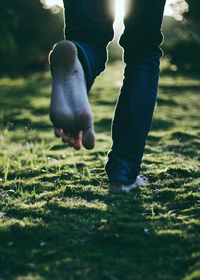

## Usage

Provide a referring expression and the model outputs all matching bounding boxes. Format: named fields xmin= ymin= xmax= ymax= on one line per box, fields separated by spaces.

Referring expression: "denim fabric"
xmin=64 ymin=0 xmax=115 ymax=90
xmin=63 ymin=0 xmax=166 ymax=184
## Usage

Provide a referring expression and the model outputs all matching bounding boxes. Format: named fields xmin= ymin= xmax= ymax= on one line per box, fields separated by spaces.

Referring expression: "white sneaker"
xmin=109 ymin=174 xmax=149 ymax=193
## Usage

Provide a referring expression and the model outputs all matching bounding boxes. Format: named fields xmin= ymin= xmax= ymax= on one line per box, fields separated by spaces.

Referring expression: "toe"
xmin=54 ymin=127 xmax=62 ymax=138
xmin=68 ymin=133 xmax=75 ymax=146
xmin=62 ymin=131 xmax=70 ymax=143
xmin=73 ymin=132 xmax=82 ymax=150
xmin=137 ymin=175 xmax=149 ymax=185
xmin=82 ymin=126 xmax=95 ymax=150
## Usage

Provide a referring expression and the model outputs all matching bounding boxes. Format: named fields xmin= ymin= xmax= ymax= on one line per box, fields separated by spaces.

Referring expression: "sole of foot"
xmin=109 ymin=175 xmax=149 ymax=193
xmin=49 ymin=40 xmax=95 ymax=150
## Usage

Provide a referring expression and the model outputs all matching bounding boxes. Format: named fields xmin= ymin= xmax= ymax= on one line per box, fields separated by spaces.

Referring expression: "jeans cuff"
xmin=105 ymin=151 xmax=141 ymax=185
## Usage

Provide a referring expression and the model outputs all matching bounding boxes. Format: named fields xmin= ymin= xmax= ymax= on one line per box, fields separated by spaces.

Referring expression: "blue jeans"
xmin=63 ymin=0 xmax=166 ymax=184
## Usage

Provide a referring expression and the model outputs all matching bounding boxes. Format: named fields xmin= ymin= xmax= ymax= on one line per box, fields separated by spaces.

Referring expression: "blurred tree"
xmin=1 ymin=0 xmax=200 ymax=75
xmin=164 ymin=0 xmax=200 ymax=72
xmin=184 ymin=0 xmax=200 ymax=26
xmin=0 ymin=0 xmax=63 ymax=76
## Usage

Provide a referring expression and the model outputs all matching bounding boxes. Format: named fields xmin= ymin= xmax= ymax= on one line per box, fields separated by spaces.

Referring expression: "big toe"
xmin=82 ymin=127 xmax=95 ymax=150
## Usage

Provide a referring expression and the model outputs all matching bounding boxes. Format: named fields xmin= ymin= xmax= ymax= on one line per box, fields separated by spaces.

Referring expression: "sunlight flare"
xmin=115 ymin=0 xmax=125 ymax=23
xmin=45 ymin=0 xmax=63 ymax=8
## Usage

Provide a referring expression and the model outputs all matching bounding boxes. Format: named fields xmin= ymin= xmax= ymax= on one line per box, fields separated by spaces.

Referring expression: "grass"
xmin=0 ymin=61 xmax=200 ymax=280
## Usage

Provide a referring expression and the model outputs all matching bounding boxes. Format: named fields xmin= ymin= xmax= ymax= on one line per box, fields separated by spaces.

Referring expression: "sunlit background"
xmin=2 ymin=0 xmax=200 ymax=76
xmin=44 ymin=0 xmax=188 ymax=37
xmin=44 ymin=0 xmax=180 ymax=22
xmin=44 ymin=0 xmax=179 ymax=17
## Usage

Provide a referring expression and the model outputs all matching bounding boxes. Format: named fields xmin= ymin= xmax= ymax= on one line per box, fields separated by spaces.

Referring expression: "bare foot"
xmin=49 ymin=40 xmax=95 ymax=150
xmin=109 ymin=175 xmax=149 ymax=193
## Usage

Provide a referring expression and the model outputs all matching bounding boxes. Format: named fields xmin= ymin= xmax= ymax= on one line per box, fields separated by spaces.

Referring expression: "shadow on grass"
xmin=0 ymin=184 xmax=199 ymax=280
xmin=159 ymin=84 xmax=200 ymax=93
xmin=1 ymin=66 xmax=200 ymax=279
xmin=95 ymin=118 xmax=112 ymax=133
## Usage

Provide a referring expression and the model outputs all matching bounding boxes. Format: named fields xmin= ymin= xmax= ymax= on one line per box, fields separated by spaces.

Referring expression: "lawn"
xmin=0 ymin=61 xmax=200 ymax=280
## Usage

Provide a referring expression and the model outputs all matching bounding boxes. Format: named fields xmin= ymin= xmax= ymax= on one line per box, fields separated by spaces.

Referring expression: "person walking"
xmin=49 ymin=0 xmax=166 ymax=192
